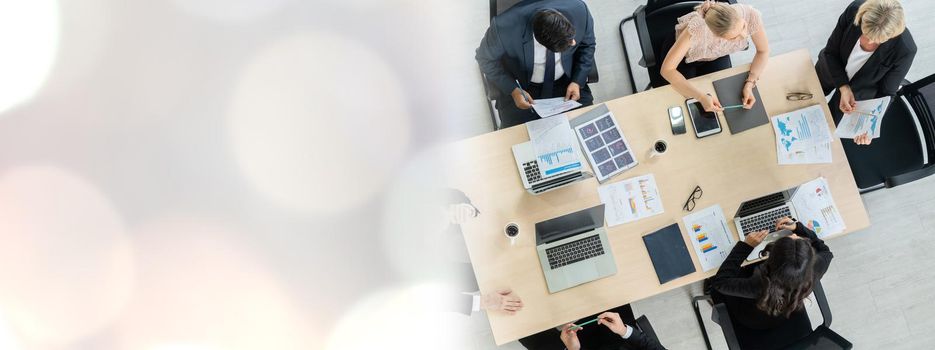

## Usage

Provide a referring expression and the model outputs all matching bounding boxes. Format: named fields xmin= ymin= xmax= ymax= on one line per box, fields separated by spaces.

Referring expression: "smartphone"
xmin=686 ymin=98 xmax=722 ymax=138
xmin=668 ymin=106 xmax=686 ymax=135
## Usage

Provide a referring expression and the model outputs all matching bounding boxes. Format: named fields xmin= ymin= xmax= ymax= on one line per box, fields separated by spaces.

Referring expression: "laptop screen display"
xmin=536 ymin=205 xmax=605 ymax=244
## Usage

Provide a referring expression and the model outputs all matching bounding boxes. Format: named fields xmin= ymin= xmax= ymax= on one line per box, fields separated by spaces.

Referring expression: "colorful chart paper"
xmin=682 ymin=205 xmax=736 ymax=272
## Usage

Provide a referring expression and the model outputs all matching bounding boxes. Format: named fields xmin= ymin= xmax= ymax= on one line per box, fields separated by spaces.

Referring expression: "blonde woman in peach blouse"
xmin=660 ymin=0 xmax=770 ymax=112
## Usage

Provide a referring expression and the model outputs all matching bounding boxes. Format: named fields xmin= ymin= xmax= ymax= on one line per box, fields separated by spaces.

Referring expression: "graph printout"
xmin=574 ymin=111 xmax=637 ymax=182
xmin=835 ymin=96 xmax=891 ymax=139
xmin=771 ymin=105 xmax=834 ymax=165
xmin=526 ymin=115 xmax=582 ymax=176
xmin=598 ymin=174 xmax=663 ymax=227
xmin=791 ymin=177 xmax=846 ymax=238
xmin=682 ymin=205 xmax=735 ymax=271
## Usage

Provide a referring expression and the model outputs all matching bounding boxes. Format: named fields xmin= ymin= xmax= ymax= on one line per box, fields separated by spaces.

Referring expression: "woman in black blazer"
xmin=816 ymin=0 xmax=916 ymax=145
xmin=709 ymin=217 xmax=833 ymax=349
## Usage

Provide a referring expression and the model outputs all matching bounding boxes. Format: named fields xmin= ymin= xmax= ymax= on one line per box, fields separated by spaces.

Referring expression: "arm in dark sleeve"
xmin=620 ymin=328 xmax=667 ymax=350
xmin=819 ymin=5 xmax=855 ymax=88
xmin=877 ymin=45 xmax=916 ymax=97
xmin=475 ymin=18 xmax=517 ymax=96
xmin=570 ymin=5 xmax=596 ymax=86
xmin=710 ymin=242 xmax=760 ymax=298
xmin=792 ymin=222 xmax=834 ymax=278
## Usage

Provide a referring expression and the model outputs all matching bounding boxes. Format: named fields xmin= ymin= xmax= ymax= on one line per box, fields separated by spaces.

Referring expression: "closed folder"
xmin=642 ymin=223 xmax=696 ymax=284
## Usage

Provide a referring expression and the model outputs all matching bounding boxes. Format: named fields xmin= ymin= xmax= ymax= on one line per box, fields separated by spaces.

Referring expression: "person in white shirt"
xmin=816 ymin=0 xmax=916 ymax=145
xmin=441 ymin=189 xmax=524 ymax=316
xmin=476 ymin=0 xmax=596 ymax=128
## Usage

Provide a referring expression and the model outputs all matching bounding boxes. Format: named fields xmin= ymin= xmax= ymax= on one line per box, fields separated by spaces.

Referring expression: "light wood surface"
xmin=446 ymin=49 xmax=870 ymax=345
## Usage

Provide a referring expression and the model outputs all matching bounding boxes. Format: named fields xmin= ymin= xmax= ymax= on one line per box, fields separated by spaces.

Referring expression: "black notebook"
xmin=712 ymin=71 xmax=769 ymax=134
xmin=642 ymin=223 xmax=696 ymax=284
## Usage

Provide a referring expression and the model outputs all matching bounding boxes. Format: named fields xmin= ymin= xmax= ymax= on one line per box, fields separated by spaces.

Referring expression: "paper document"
xmin=526 ymin=115 xmax=582 ymax=177
xmin=791 ymin=177 xmax=845 ymax=238
xmin=532 ymin=97 xmax=582 ymax=118
xmin=835 ymin=96 xmax=891 ymax=139
xmin=598 ymin=174 xmax=663 ymax=226
xmin=682 ymin=205 xmax=736 ymax=272
xmin=573 ymin=110 xmax=638 ymax=182
xmin=771 ymin=105 xmax=834 ymax=165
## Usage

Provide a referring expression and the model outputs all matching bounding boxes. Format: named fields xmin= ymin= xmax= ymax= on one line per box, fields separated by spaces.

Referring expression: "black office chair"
xmin=692 ymin=280 xmax=852 ymax=350
xmin=619 ymin=0 xmax=735 ymax=93
xmin=480 ymin=0 xmax=600 ymax=130
xmin=840 ymin=73 xmax=935 ymax=193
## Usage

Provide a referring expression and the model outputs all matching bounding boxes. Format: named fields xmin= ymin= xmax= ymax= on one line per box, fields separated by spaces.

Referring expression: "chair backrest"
xmin=490 ymin=0 xmax=528 ymax=21
xmin=900 ymin=73 xmax=935 ymax=164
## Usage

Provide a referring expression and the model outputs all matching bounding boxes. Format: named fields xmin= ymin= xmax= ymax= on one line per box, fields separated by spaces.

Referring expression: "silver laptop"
xmin=733 ymin=188 xmax=801 ymax=261
xmin=536 ymin=204 xmax=617 ymax=293
xmin=512 ymin=141 xmax=591 ymax=195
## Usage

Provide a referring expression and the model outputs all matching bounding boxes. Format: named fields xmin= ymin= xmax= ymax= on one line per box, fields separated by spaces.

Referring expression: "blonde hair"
xmin=854 ymin=0 xmax=905 ymax=42
xmin=696 ymin=1 xmax=740 ymax=37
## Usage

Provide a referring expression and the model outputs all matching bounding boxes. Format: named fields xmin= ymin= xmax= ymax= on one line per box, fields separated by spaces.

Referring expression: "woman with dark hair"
xmin=709 ymin=217 xmax=833 ymax=347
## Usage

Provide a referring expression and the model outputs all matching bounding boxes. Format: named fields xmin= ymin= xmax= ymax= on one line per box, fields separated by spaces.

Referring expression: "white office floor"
xmin=455 ymin=1 xmax=935 ymax=349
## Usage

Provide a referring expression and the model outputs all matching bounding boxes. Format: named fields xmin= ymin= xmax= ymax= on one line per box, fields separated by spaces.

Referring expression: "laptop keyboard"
xmin=740 ymin=206 xmax=792 ymax=235
xmin=545 ymin=235 xmax=605 ymax=269
xmin=523 ymin=161 xmax=543 ymax=183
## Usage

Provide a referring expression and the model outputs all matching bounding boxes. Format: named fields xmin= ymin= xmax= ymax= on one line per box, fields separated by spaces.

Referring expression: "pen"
xmin=515 ymin=79 xmax=534 ymax=113
xmin=851 ymin=110 xmax=879 ymax=117
xmin=568 ymin=318 xmax=600 ymax=331
xmin=722 ymin=104 xmax=745 ymax=110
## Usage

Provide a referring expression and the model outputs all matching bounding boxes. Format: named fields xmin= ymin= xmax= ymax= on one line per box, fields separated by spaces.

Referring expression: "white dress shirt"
xmin=531 ymin=38 xmax=565 ymax=83
xmin=846 ymin=39 xmax=874 ymax=80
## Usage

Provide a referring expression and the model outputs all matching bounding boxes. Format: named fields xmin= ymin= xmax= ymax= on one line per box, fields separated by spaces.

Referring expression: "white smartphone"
xmin=686 ymin=98 xmax=722 ymax=138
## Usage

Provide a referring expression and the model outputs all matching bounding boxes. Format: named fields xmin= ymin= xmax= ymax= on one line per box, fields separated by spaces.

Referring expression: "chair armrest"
xmin=692 ymin=295 xmax=715 ymax=350
xmin=633 ymin=5 xmax=654 ymax=68
xmin=587 ymin=65 xmax=599 ymax=83
xmin=884 ymin=165 xmax=935 ymax=188
xmin=812 ymin=280 xmax=833 ymax=328
xmin=712 ymin=303 xmax=742 ymax=350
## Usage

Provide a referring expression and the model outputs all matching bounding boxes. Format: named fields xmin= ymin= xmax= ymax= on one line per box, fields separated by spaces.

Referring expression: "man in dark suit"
xmin=476 ymin=0 xmax=596 ymax=128
xmin=816 ymin=0 xmax=916 ymax=145
xmin=519 ymin=305 xmax=666 ymax=350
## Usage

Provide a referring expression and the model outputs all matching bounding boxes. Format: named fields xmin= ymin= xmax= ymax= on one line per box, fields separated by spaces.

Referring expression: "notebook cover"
xmin=712 ymin=72 xmax=769 ymax=134
xmin=642 ymin=223 xmax=696 ymax=284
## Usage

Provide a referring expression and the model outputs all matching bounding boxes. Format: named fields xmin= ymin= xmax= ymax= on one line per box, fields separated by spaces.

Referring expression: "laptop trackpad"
xmin=564 ymin=261 xmax=600 ymax=286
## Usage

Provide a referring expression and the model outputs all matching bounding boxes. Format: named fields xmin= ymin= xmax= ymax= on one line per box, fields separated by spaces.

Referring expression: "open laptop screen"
xmin=536 ymin=204 xmax=605 ymax=245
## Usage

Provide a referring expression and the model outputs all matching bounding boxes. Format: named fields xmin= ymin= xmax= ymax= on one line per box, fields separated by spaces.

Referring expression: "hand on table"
xmin=775 ymin=217 xmax=796 ymax=231
xmin=560 ymin=323 xmax=582 ymax=350
xmin=854 ymin=133 xmax=873 ymax=145
xmin=742 ymin=85 xmax=756 ymax=109
xmin=839 ymin=85 xmax=857 ymax=114
xmin=481 ymin=289 xmax=524 ymax=315
xmin=744 ymin=230 xmax=768 ymax=247
xmin=702 ymin=94 xmax=723 ymax=113
xmin=511 ymin=88 xmax=534 ymax=110
xmin=565 ymin=82 xmax=581 ymax=101
xmin=597 ymin=312 xmax=630 ymax=336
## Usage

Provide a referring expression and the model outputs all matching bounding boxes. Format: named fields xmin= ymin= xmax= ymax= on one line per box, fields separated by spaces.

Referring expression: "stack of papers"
xmin=532 ymin=97 xmax=583 ymax=118
xmin=597 ymin=174 xmax=663 ymax=227
xmin=682 ymin=205 xmax=736 ymax=272
xmin=573 ymin=110 xmax=638 ymax=182
xmin=770 ymin=105 xmax=834 ymax=165
xmin=791 ymin=177 xmax=846 ymax=238
xmin=526 ymin=115 xmax=582 ymax=177
xmin=835 ymin=96 xmax=891 ymax=139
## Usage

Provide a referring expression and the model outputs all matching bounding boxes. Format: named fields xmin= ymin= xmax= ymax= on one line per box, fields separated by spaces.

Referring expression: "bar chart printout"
xmin=526 ymin=115 xmax=582 ymax=176
xmin=682 ymin=205 xmax=735 ymax=271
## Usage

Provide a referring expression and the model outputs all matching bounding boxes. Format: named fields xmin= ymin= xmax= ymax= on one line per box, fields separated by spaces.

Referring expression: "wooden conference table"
xmin=446 ymin=49 xmax=870 ymax=345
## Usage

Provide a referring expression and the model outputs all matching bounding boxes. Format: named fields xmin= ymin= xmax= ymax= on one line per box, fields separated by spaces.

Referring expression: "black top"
xmin=816 ymin=0 xmax=916 ymax=100
xmin=711 ymin=222 xmax=833 ymax=330
xmin=475 ymin=0 xmax=596 ymax=96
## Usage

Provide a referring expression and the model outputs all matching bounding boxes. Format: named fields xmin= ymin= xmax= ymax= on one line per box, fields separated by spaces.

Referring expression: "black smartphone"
xmin=668 ymin=106 xmax=686 ymax=135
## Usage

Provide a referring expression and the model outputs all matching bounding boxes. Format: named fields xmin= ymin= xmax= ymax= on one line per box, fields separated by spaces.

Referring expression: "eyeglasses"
xmin=683 ymin=185 xmax=703 ymax=212
xmin=786 ymin=92 xmax=813 ymax=101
